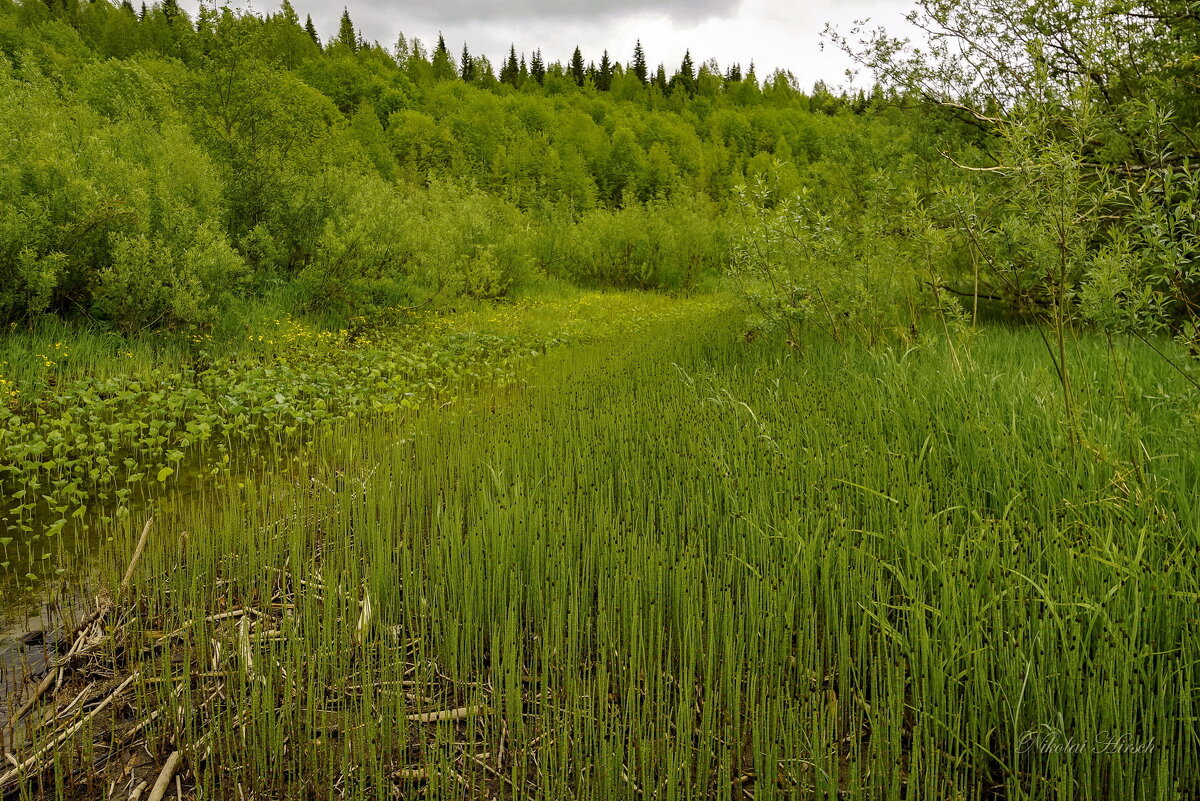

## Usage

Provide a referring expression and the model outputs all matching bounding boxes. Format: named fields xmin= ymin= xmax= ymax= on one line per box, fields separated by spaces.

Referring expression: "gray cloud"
xmin=390 ymin=0 xmax=743 ymax=24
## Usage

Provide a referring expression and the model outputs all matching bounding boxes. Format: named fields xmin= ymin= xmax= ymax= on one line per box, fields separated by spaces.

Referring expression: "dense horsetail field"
xmin=2 ymin=296 xmax=1196 ymax=799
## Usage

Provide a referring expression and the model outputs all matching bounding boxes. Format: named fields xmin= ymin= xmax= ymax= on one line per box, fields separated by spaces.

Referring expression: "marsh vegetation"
xmin=1 ymin=0 xmax=1198 ymax=798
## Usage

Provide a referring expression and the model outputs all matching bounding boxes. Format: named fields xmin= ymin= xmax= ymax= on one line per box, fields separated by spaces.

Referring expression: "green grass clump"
xmin=17 ymin=305 xmax=1191 ymax=800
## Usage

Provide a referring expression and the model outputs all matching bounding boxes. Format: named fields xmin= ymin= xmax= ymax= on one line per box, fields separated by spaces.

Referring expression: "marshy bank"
xmin=0 ymin=291 xmax=710 ymax=606
xmin=2 ymin=299 xmax=1197 ymax=799
xmin=0 ymin=294 xmax=720 ymax=736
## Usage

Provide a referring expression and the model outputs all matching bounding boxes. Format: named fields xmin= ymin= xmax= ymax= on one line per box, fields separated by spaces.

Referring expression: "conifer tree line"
xmin=313 ymin=5 xmax=767 ymax=99
xmin=13 ymin=0 xmax=822 ymax=100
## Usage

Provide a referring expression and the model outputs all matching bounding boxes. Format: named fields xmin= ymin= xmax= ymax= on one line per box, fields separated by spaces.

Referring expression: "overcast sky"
xmin=181 ymin=0 xmax=917 ymax=88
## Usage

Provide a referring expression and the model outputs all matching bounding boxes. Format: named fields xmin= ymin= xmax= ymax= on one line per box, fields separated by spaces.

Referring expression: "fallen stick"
xmin=0 ymin=673 xmax=138 ymax=790
xmin=119 ymin=518 xmax=155 ymax=596
xmin=43 ymin=682 xmax=94 ymax=726
xmin=154 ymin=608 xmax=252 ymax=646
xmin=9 ymin=625 xmax=88 ymax=731
xmin=8 ymin=672 xmax=56 ymax=731
xmin=406 ymin=705 xmax=488 ymax=723
xmin=145 ymin=751 xmax=181 ymax=801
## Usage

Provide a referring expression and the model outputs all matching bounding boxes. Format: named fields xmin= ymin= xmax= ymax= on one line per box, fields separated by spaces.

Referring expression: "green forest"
xmin=0 ymin=0 xmax=1197 ymax=799
xmin=0 ymin=0 xmax=900 ymax=335
xmin=1 ymin=0 xmax=1195 ymax=339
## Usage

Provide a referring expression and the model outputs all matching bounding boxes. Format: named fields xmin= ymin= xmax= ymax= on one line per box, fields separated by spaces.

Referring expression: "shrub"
xmin=0 ymin=55 xmax=245 ymax=330
xmin=731 ymin=163 xmax=931 ymax=346
xmin=296 ymin=173 xmax=416 ymax=315
xmin=93 ymin=224 xmax=245 ymax=333
xmin=536 ymin=196 xmax=726 ymax=291
xmin=297 ymin=177 xmax=532 ymax=315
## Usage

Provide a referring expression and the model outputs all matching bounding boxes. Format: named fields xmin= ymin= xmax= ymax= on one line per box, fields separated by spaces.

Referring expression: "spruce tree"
xmin=680 ymin=50 xmax=695 ymax=83
xmin=653 ymin=63 xmax=668 ymax=93
xmin=519 ymin=55 xmax=529 ymax=85
xmin=337 ymin=8 xmax=357 ymax=52
xmin=304 ymin=14 xmax=320 ymax=46
xmin=161 ymin=0 xmax=180 ymax=24
xmin=460 ymin=43 xmax=474 ymax=81
xmin=632 ymin=40 xmax=647 ymax=83
xmin=870 ymin=82 xmax=886 ymax=109
xmin=725 ymin=62 xmax=742 ymax=82
xmin=432 ymin=39 xmax=457 ymax=81
xmin=530 ymin=49 xmax=545 ymax=84
xmin=598 ymin=50 xmax=613 ymax=91
xmin=500 ymin=44 xmax=519 ymax=86
xmin=570 ymin=46 xmax=585 ymax=87
xmin=670 ymin=50 xmax=696 ymax=96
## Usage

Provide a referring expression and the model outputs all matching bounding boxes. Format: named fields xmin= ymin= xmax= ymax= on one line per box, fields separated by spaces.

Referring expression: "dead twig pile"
xmin=0 ymin=518 xmax=524 ymax=800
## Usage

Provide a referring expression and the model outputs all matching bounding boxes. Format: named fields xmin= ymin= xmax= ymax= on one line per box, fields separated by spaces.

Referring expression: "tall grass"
xmin=8 ymin=306 xmax=1198 ymax=799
